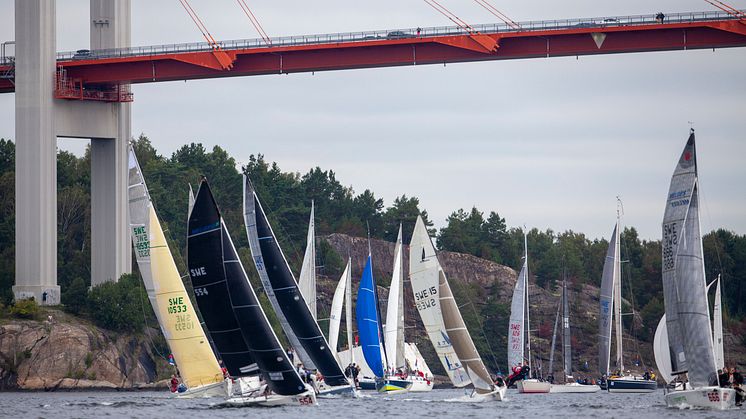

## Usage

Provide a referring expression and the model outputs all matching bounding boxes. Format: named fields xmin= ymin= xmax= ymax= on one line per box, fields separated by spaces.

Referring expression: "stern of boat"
xmin=665 ymin=387 xmax=736 ymax=410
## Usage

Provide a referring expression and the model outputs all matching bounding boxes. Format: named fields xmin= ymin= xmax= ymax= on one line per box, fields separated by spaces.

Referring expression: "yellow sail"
xmin=147 ymin=207 xmax=223 ymax=388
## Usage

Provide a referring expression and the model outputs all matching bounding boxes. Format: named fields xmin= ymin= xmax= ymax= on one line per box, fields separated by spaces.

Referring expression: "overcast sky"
xmin=0 ymin=1 xmax=744 ymax=241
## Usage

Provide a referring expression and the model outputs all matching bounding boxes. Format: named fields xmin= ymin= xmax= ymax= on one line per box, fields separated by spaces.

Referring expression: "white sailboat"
xmin=509 ymin=232 xmax=550 ymax=394
xmin=550 ymin=275 xmax=600 ymax=393
xmin=384 ymin=225 xmax=433 ymax=392
xmin=658 ymin=131 xmax=735 ymax=410
xmin=597 ymin=204 xmax=656 ymax=393
xmin=127 ymin=146 xmax=226 ymax=398
xmin=410 ymin=216 xmax=506 ymax=401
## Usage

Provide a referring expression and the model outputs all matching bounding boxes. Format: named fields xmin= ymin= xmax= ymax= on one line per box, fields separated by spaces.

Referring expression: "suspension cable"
xmin=178 ymin=0 xmax=223 ymax=49
xmin=473 ymin=0 xmax=521 ymax=30
xmin=235 ymin=0 xmax=273 ymax=46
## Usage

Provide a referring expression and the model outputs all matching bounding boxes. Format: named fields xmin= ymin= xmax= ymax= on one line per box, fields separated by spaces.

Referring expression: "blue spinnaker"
xmin=356 ymin=255 xmax=384 ymax=378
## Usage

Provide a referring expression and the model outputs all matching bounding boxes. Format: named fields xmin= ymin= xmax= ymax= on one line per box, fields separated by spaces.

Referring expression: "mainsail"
xmin=188 ymin=179 xmax=306 ymax=395
xmin=598 ymin=222 xmax=619 ymax=376
xmin=243 ymin=178 xmax=349 ymax=387
xmin=507 ymin=239 xmax=527 ymax=370
xmin=661 ymin=131 xmax=717 ymax=387
xmin=356 ymin=255 xmax=385 ymax=378
xmin=384 ymin=224 xmax=406 ymax=371
xmin=409 ymin=216 xmax=471 ymax=387
xmin=127 ymin=148 xmax=223 ymax=390
xmin=329 ymin=258 xmax=352 ymax=355
xmin=298 ymin=201 xmax=317 ymax=319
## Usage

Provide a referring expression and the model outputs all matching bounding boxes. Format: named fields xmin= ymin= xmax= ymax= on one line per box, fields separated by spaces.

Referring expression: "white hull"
xmin=225 ymin=386 xmax=318 ymax=407
xmin=665 ymin=386 xmax=736 ymax=410
xmin=517 ymin=379 xmax=551 ymax=394
xmin=550 ymin=383 xmax=600 ymax=393
xmin=408 ymin=377 xmax=434 ymax=392
xmin=470 ymin=386 xmax=507 ymax=401
xmin=174 ymin=379 xmax=228 ymax=398
xmin=317 ymin=384 xmax=359 ymax=398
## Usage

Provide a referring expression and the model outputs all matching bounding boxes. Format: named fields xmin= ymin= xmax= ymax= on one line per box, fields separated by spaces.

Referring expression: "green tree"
xmin=87 ymin=273 xmax=153 ymax=332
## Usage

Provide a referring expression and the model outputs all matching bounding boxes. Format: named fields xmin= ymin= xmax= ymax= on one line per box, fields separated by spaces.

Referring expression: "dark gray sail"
xmin=188 ymin=179 xmax=306 ymax=395
xmin=661 ymin=131 xmax=717 ymax=387
xmin=243 ymin=176 xmax=349 ymax=388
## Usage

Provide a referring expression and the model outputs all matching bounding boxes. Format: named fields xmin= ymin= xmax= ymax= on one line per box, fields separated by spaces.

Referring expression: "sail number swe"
xmin=414 ymin=286 xmax=437 ymax=311
xmin=662 ymin=222 xmax=678 ymax=271
xmin=167 ymin=296 xmax=188 ymax=314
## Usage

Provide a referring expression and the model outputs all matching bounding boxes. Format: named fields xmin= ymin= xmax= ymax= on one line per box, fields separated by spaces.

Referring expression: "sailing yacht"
xmin=597 ymin=206 xmax=656 ymax=393
xmin=187 ymin=179 xmax=316 ymax=407
xmin=410 ymin=216 xmax=506 ymax=401
xmin=508 ymin=232 xmax=551 ymax=394
xmin=656 ymin=131 xmax=735 ymax=410
xmin=357 ymin=251 xmax=412 ymax=393
xmin=549 ymin=275 xmax=600 ymax=393
xmin=127 ymin=147 xmax=226 ymax=398
xmin=243 ymin=177 xmax=354 ymax=397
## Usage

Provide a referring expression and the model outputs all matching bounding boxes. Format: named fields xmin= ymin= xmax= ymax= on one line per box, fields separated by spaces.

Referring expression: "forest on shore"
xmin=0 ymin=135 xmax=744 ymax=361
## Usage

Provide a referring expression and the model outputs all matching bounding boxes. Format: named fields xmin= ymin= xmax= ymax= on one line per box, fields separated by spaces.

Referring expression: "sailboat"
xmin=549 ymin=274 xmax=600 ymax=393
xmin=243 ymin=177 xmax=354 ymax=396
xmin=385 ymin=225 xmax=433 ymax=392
xmin=509 ymin=232 xmax=551 ymax=394
xmin=597 ymin=206 xmax=656 ymax=393
xmin=357 ymin=251 xmax=412 ymax=394
xmin=657 ymin=131 xmax=735 ymax=410
xmin=127 ymin=147 xmax=226 ymax=398
xmin=409 ymin=216 xmax=506 ymax=401
xmin=187 ymin=178 xmax=316 ymax=407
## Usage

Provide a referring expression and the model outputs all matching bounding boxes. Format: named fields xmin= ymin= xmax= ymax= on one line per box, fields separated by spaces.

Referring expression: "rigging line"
xmin=178 ymin=0 xmax=222 ymax=49
xmin=235 ymin=0 xmax=273 ymax=46
xmin=704 ymin=0 xmax=746 ymax=21
xmin=472 ymin=0 xmax=521 ymax=30
xmin=448 ymin=276 xmax=500 ymax=371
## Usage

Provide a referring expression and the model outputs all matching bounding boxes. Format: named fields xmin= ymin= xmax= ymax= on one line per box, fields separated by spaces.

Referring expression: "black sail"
xmin=243 ymin=177 xmax=349 ymax=387
xmin=188 ymin=179 xmax=306 ymax=395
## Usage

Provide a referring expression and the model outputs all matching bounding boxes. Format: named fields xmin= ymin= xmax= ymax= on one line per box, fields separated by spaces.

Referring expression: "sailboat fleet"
xmin=125 ymin=128 xmax=740 ymax=410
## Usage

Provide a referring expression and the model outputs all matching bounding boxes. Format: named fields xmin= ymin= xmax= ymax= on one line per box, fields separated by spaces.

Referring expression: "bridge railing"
xmin=55 ymin=10 xmax=741 ymax=62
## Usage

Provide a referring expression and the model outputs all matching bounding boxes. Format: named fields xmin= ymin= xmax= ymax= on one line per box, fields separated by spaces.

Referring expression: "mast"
xmin=614 ymin=203 xmax=623 ymax=372
xmin=562 ymin=270 xmax=572 ymax=380
xmin=524 ymin=231 xmax=532 ymax=373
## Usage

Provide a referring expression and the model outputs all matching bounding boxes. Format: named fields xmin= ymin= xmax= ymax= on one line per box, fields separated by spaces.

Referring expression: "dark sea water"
xmin=0 ymin=389 xmax=742 ymax=418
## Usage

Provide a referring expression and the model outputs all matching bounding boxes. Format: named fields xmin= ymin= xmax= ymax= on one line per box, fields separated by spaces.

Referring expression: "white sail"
xmin=661 ymin=132 xmax=717 ymax=387
xmin=710 ymin=276 xmax=725 ymax=371
xmin=385 ymin=224 xmax=405 ymax=371
xmin=409 ymin=216 xmax=471 ymax=387
xmin=328 ymin=259 xmax=350 ymax=356
xmin=404 ymin=342 xmax=433 ymax=378
xmin=508 ymin=233 xmax=529 ymax=371
xmin=298 ymin=201 xmax=317 ymax=319
xmin=345 ymin=257 xmax=354 ymax=366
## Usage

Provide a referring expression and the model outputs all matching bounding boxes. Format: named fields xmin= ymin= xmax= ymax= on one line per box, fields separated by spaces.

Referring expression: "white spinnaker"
xmin=409 ymin=216 xmax=471 ymax=387
xmin=298 ymin=201 xmax=317 ymax=319
xmin=329 ymin=259 xmax=351 ymax=356
xmin=653 ymin=315 xmax=673 ymax=384
xmin=385 ymin=224 xmax=405 ymax=371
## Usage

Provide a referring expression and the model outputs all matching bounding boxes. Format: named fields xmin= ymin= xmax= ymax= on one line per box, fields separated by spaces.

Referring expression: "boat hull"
xmin=358 ymin=378 xmax=376 ymax=390
xmin=469 ymin=386 xmax=507 ymax=401
xmin=517 ymin=379 xmax=551 ymax=394
xmin=606 ymin=377 xmax=657 ymax=393
xmin=318 ymin=384 xmax=359 ymax=398
xmin=408 ymin=376 xmax=434 ymax=392
xmin=225 ymin=386 xmax=318 ymax=407
xmin=665 ymin=386 xmax=736 ymax=410
xmin=174 ymin=379 xmax=228 ymax=398
xmin=550 ymin=383 xmax=600 ymax=393
xmin=376 ymin=378 xmax=412 ymax=394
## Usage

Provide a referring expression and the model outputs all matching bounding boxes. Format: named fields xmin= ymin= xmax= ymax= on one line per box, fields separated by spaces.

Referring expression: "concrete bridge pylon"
xmin=12 ymin=0 xmax=132 ymax=305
